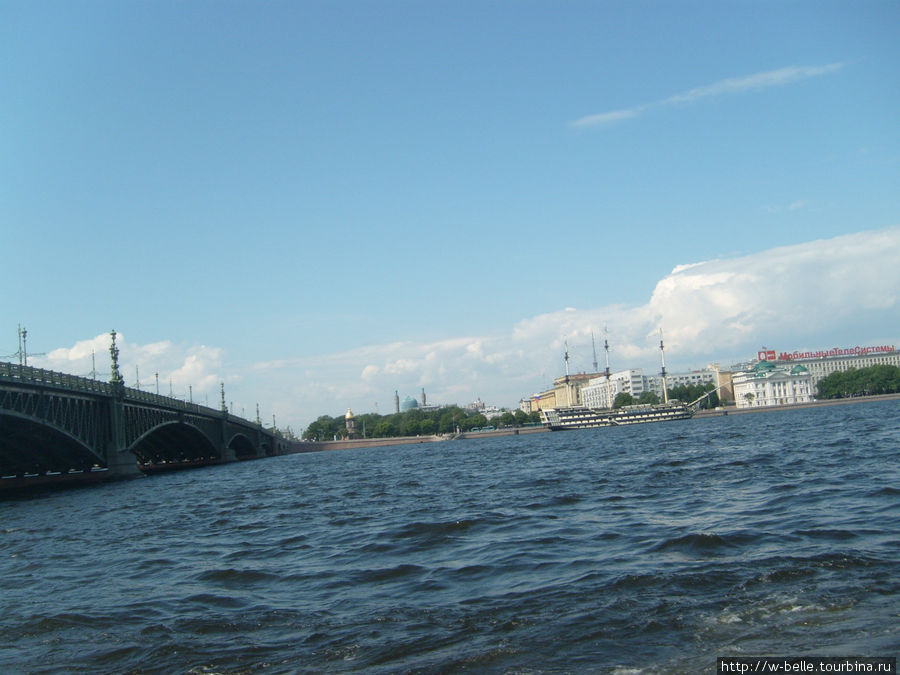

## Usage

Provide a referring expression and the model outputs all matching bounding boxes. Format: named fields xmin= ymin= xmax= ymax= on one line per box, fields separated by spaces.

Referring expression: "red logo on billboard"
xmin=758 ymin=350 xmax=776 ymax=361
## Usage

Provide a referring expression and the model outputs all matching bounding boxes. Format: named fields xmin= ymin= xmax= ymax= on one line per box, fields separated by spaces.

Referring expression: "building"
xmin=580 ymin=367 xmax=723 ymax=409
xmin=345 ymin=408 xmax=356 ymax=438
xmin=652 ymin=368 xmax=718 ymax=394
xmin=530 ymin=372 xmax=601 ymax=412
xmin=762 ymin=345 xmax=899 ymax=392
xmin=732 ymin=361 xmax=813 ymax=408
xmin=581 ymin=371 xmax=636 ymax=409
xmin=400 ymin=396 xmax=419 ymax=412
xmin=529 ymin=387 xmax=557 ymax=412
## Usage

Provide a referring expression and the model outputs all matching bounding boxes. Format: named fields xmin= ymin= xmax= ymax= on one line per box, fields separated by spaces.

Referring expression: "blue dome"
xmin=400 ymin=396 xmax=419 ymax=412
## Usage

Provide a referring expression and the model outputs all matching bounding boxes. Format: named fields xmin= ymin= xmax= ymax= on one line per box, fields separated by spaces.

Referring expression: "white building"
xmin=732 ymin=361 xmax=813 ymax=408
xmin=581 ymin=366 xmax=721 ymax=408
xmin=581 ymin=369 xmax=646 ymax=408
xmin=654 ymin=368 xmax=718 ymax=392
xmin=765 ymin=346 xmax=899 ymax=392
xmin=581 ymin=375 xmax=620 ymax=409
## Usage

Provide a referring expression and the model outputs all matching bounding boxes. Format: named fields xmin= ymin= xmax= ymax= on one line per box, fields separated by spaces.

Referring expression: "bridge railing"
xmin=122 ymin=386 xmax=226 ymax=418
xmin=119 ymin=385 xmax=264 ymax=431
xmin=1 ymin=361 xmax=265 ymax=432
xmin=0 ymin=361 xmax=114 ymax=395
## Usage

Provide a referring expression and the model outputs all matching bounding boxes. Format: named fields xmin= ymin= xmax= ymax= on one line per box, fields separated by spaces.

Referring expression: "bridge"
xmin=0 ymin=355 xmax=294 ymax=490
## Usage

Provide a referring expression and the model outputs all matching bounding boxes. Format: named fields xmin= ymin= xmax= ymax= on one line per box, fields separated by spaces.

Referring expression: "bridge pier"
xmin=106 ymin=447 xmax=141 ymax=478
xmin=109 ymin=387 xmax=141 ymax=478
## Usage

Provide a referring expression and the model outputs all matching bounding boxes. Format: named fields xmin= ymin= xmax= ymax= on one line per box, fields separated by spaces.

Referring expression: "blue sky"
xmin=3 ymin=1 xmax=899 ymax=431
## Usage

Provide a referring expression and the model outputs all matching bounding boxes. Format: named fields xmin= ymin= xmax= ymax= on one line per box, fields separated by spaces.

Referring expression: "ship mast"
xmin=659 ymin=328 xmax=669 ymax=404
xmin=564 ymin=340 xmax=571 ymax=406
xmin=604 ymin=330 xmax=612 ymax=410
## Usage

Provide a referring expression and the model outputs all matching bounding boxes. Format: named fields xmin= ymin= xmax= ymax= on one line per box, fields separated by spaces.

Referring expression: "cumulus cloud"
xmin=265 ymin=226 xmax=897 ymax=427
xmin=30 ymin=227 xmax=900 ymax=430
xmin=572 ymin=63 xmax=844 ymax=128
xmin=35 ymin=332 xmax=226 ymax=404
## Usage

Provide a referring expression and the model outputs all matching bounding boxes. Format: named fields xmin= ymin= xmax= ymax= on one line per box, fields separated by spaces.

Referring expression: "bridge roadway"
xmin=0 ymin=362 xmax=295 ymax=490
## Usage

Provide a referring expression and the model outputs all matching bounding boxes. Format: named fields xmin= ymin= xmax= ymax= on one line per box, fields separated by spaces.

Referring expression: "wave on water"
xmin=1 ymin=400 xmax=898 ymax=672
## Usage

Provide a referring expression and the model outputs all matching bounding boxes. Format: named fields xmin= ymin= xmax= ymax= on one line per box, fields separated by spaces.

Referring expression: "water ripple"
xmin=1 ymin=399 xmax=898 ymax=673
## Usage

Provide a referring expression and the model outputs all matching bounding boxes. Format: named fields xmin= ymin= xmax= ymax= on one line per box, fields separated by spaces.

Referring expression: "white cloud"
xmin=35 ymin=333 xmax=226 ymax=404
xmin=30 ymin=226 xmax=900 ymax=431
xmin=572 ymin=63 xmax=844 ymax=128
xmin=571 ymin=107 xmax=644 ymax=128
xmin=663 ymin=63 xmax=843 ymax=105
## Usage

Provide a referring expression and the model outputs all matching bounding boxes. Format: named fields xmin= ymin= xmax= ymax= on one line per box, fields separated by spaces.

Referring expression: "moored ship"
xmin=540 ymin=400 xmax=693 ymax=430
xmin=539 ymin=329 xmax=700 ymax=431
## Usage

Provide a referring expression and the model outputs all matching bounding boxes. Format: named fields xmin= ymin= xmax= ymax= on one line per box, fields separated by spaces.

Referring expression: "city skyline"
xmin=14 ymin=225 xmax=900 ymax=430
xmin=3 ymin=2 xmax=898 ymax=430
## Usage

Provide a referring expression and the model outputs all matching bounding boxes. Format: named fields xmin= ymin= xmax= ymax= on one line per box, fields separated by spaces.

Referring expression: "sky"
xmin=2 ymin=1 xmax=898 ymax=432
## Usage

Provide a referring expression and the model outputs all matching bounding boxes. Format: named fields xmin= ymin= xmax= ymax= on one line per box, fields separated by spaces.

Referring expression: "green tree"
xmin=438 ymin=411 xmax=456 ymax=434
xmin=637 ymin=391 xmax=660 ymax=405
xmin=816 ymin=365 xmax=900 ymax=399
xmin=667 ymin=382 xmax=719 ymax=408
xmin=457 ymin=413 xmax=486 ymax=431
xmin=401 ymin=417 xmax=420 ymax=436
xmin=613 ymin=392 xmax=634 ymax=408
xmin=304 ymin=415 xmax=339 ymax=440
xmin=374 ymin=419 xmax=396 ymax=437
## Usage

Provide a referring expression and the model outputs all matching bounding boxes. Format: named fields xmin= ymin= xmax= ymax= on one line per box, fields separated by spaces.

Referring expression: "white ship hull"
xmin=540 ymin=402 xmax=693 ymax=431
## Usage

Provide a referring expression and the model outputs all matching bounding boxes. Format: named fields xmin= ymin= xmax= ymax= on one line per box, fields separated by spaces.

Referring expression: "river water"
xmin=1 ymin=400 xmax=898 ymax=673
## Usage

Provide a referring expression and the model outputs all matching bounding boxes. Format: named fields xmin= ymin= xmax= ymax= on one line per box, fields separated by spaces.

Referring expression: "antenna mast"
xmin=564 ymin=340 xmax=571 ymax=406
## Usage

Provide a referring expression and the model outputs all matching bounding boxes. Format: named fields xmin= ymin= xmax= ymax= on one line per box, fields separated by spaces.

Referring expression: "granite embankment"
xmin=292 ymin=425 xmax=548 ymax=452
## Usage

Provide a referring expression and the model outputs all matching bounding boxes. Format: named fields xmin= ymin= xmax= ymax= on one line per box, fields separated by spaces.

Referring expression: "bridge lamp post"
xmin=109 ymin=330 xmax=123 ymax=386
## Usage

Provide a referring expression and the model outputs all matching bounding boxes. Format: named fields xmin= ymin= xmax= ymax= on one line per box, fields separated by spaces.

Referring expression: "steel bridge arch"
xmin=0 ymin=409 xmax=106 ymax=477
xmin=128 ymin=420 xmax=220 ymax=466
xmin=227 ymin=432 xmax=258 ymax=459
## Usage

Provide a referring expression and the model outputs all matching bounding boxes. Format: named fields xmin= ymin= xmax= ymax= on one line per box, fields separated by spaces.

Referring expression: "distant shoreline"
xmin=293 ymin=393 xmax=900 ymax=453
xmin=289 ymin=424 xmax=548 ymax=453
xmin=693 ymin=391 xmax=900 ymax=418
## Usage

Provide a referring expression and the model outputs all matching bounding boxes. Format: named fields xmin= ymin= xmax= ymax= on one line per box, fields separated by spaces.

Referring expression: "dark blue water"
xmin=2 ymin=401 xmax=898 ymax=673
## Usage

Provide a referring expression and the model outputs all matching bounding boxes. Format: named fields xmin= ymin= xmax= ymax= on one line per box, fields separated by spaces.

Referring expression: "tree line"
xmin=303 ymin=405 xmax=541 ymax=441
xmin=815 ymin=365 xmax=900 ymax=399
xmin=612 ymin=382 xmax=720 ymax=409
